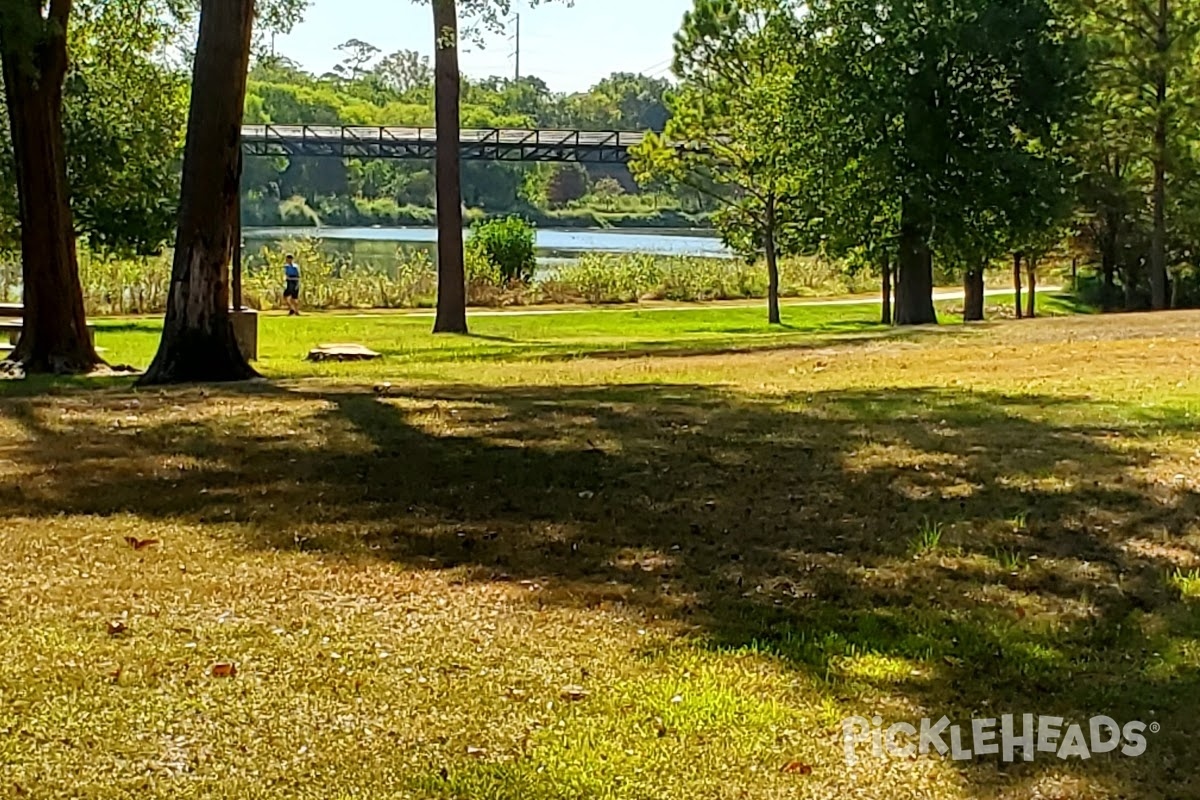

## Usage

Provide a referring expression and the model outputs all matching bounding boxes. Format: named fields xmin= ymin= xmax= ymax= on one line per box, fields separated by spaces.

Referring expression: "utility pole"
xmin=511 ymin=1 xmax=521 ymax=82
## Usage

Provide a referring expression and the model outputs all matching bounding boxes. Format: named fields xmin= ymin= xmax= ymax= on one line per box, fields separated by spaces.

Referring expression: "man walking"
xmin=283 ymin=254 xmax=301 ymax=316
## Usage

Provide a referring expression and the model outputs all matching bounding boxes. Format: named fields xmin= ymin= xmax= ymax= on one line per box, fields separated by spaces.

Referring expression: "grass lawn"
xmin=79 ymin=292 xmax=1085 ymax=382
xmin=2 ymin=296 xmax=1199 ymax=799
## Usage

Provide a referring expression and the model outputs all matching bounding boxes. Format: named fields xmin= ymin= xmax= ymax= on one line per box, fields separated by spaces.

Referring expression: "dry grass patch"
xmin=1 ymin=311 xmax=1199 ymax=799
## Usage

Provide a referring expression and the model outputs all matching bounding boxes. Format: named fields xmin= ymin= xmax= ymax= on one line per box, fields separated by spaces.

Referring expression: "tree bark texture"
xmin=880 ymin=252 xmax=892 ymax=325
xmin=1149 ymin=0 xmax=1169 ymax=311
xmin=431 ymin=0 xmax=468 ymax=334
xmin=1101 ymin=245 xmax=1117 ymax=312
xmin=1013 ymin=252 xmax=1024 ymax=319
xmin=764 ymin=195 xmax=780 ymax=325
xmin=963 ymin=265 xmax=985 ymax=322
xmin=0 ymin=0 xmax=102 ymax=374
xmin=139 ymin=0 xmax=258 ymax=384
xmin=894 ymin=197 xmax=937 ymax=325
xmin=1026 ymin=256 xmax=1038 ymax=319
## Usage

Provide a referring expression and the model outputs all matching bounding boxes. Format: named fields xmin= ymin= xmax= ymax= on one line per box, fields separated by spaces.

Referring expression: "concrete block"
xmin=231 ymin=309 xmax=259 ymax=362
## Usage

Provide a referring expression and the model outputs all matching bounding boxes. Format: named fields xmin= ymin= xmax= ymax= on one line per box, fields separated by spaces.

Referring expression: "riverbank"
xmin=242 ymin=227 xmax=730 ymax=259
xmin=234 ymin=246 xmax=878 ymax=313
xmin=243 ymin=198 xmax=711 ymax=231
xmin=237 ymin=284 xmax=1067 ymax=319
xmin=50 ymin=236 xmax=1068 ymax=317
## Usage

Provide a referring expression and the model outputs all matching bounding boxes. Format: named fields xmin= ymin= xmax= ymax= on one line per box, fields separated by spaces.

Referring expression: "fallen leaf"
xmin=124 ymin=536 xmax=159 ymax=551
xmin=466 ymin=746 xmax=487 ymax=758
xmin=782 ymin=761 xmax=813 ymax=775
xmin=211 ymin=662 xmax=237 ymax=678
xmin=560 ymin=685 xmax=589 ymax=701
xmin=106 ymin=620 xmax=127 ymax=636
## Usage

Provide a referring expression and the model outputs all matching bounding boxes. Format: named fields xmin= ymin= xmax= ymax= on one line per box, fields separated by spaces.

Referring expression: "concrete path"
xmin=354 ymin=286 xmax=1063 ymax=319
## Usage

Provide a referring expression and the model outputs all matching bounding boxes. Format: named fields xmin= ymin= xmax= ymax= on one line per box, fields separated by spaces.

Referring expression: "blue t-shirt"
xmin=284 ymin=263 xmax=301 ymax=280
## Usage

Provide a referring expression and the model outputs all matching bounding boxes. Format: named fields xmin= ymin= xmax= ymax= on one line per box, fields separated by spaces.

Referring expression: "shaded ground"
xmin=1 ymin=310 xmax=1198 ymax=799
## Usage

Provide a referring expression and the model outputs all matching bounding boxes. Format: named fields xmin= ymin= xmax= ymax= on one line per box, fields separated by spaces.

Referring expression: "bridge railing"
xmin=240 ymin=125 xmax=659 ymax=163
xmin=241 ymin=125 xmax=651 ymax=147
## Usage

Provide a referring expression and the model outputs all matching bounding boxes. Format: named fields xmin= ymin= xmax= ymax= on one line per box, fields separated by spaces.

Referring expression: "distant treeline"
xmin=243 ymin=47 xmax=715 ymax=227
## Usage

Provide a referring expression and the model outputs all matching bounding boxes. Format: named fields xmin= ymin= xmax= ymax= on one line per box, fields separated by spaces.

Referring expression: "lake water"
xmin=243 ymin=226 xmax=730 ymax=265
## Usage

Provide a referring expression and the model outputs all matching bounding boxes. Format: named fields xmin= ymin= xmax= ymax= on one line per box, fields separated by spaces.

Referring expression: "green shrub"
xmin=467 ymin=216 xmax=537 ymax=284
xmin=278 ymin=196 xmax=322 ymax=227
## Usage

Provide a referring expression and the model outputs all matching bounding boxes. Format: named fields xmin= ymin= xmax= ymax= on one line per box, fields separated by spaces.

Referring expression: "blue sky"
xmin=275 ymin=0 xmax=693 ymax=93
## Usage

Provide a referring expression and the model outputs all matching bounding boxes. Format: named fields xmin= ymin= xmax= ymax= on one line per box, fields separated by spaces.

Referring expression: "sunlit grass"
xmin=1172 ymin=569 xmax=1200 ymax=599
xmin=84 ymin=290 xmax=1083 ymax=381
xmin=909 ymin=517 xmax=945 ymax=556
xmin=1 ymin=305 xmax=1199 ymax=799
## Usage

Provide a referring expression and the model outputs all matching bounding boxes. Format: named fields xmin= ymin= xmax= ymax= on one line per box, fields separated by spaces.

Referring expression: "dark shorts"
xmin=283 ymin=280 xmax=300 ymax=299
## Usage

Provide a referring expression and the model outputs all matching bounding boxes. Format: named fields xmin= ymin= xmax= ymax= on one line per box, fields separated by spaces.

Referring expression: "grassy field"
xmin=81 ymin=291 xmax=1084 ymax=382
xmin=2 ymin=296 xmax=1198 ymax=799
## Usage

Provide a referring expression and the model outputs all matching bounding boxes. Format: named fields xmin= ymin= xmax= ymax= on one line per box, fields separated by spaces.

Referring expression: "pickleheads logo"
xmin=842 ymin=714 xmax=1159 ymax=766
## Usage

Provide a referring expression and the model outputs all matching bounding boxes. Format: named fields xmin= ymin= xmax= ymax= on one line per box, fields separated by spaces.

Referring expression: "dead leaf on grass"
xmin=781 ymin=761 xmax=813 ymax=775
xmin=124 ymin=536 xmax=159 ymax=551
xmin=106 ymin=620 xmax=127 ymax=636
xmin=560 ymin=685 xmax=589 ymax=701
xmin=211 ymin=662 xmax=237 ymax=678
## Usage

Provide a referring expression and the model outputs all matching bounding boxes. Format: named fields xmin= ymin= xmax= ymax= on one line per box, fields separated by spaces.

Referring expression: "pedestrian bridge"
xmin=241 ymin=125 xmax=656 ymax=164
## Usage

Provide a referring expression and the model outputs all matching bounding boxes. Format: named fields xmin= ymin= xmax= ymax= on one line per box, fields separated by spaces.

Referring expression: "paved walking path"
xmin=358 ymin=286 xmax=1063 ymax=319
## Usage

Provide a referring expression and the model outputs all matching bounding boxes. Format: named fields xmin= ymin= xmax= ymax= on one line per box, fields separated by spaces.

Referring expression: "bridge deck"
xmin=241 ymin=125 xmax=653 ymax=164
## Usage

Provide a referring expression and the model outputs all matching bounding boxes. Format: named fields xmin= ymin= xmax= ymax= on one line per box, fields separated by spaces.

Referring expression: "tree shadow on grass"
xmin=1 ymin=381 xmax=1198 ymax=796
xmin=527 ymin=323 xmax=952 ymax=362
xmin=0 ymin=373 xmax=136 ymax=399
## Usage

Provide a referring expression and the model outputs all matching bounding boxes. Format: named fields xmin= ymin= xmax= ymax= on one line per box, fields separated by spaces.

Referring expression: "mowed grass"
xmin=82 ymin=292 xmax=1084 ymax=382
xmin=2 ymin=299 xmax=1199 ymax=799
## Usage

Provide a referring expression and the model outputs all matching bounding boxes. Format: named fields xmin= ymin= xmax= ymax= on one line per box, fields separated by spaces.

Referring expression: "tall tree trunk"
xmin=0 ymin=0 xmax=101 ymax=374
xmin=138 ymin=0 xmax=257 ymax=385
xmin=1013 ymin=252 xmax=1024 ymax=319
xmin=764 ymin=195 xmax=780 ymax=325
xmin=431 ymin=0 xmax=467 ymax=334
xmin=1149 ymin=0 xmax=1169 ymax=311
xmin=1123 ymin=260 xmax=1139 ymax=311
xmin=894 ymin=197 xmax=936 ymax=325
xmin=1026 ymin=256 xmax=1037 ymax=319
xmin=1101 ymin=242 xmax=1117 ymax=312
xmin=880 ymin=251 xmax=892 ymax=325
xmin=963 ymin=263 xmax=985 ymax=322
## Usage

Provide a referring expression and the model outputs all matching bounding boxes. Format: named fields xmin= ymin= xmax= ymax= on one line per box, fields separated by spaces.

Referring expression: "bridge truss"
xmin=241 ymin=125 xmax=651 ymax=164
